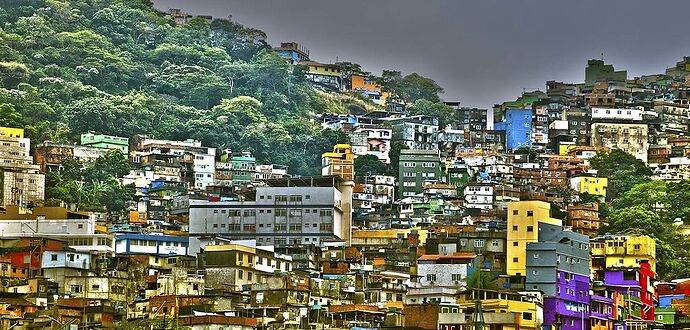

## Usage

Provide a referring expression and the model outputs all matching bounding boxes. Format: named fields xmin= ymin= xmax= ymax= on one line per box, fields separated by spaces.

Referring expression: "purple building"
xmin=526 ymin=224 xmax=591 ymax=330
xmin=542 ymin=273 xmax=591 ymax=330
xmin=590 ymin=294 xmax=614 ymax=329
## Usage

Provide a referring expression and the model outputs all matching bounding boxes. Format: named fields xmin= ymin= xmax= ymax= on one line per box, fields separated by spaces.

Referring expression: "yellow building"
xmin=0 ymin=127 xmax=24 ymax=139
xmin=301 ymin=61 xmax=343 ymax=91
xmin=351 ymin=228 xmax=429 ymax=246
xmin=590 ymin=234 xmax=656 ymax=275
xmin=558 ymin=144 xmax=577 ymax=156
xmin=506 ymin=201 xmax=562 ymax=276
xmin=302 ymin=61 xmax=341 ymax=77
xmin=570 ymin=175 xmax=608 ymax=197
xmin=322 ymin=144 xmax=355 ymax=181
xmin=457 ymin=290 xmax=543 ymax=330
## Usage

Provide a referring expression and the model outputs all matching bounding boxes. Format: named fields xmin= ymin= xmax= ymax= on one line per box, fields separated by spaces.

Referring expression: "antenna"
xmin=601 ymin=52 xmax=604 ymax=61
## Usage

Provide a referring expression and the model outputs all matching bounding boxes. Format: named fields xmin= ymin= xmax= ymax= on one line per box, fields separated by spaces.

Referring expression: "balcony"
xmin=365 ymin=282 xmax=407 ymax=292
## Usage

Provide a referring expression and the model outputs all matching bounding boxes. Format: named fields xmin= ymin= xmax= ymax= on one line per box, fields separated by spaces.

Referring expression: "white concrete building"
xmin=591 ymin=108 xmax=643 ymax=121
xmin=463 ymin=183 xmax=494 ymax=210
xmin=417 ymin=253 xmax=474 ymax=289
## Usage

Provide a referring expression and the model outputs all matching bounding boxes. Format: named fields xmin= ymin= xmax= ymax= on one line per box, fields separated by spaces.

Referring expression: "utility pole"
xmin=472 ymin=248 xmax=484 ymax=330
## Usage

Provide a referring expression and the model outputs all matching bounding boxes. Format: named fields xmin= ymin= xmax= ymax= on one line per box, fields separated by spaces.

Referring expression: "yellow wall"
xmin=352 ymin=227 xmax=429 ymax=245
xmin=322 ymin=144 xmax=355 ymax=160
xmin=306 ymin=64 xmax=341 ymax=77
xmin=459 ymin=299 xmax=540 ymax=330
xmin=0 ymin=127 xmax=24 ymax=139
xmin=559 ymin=144 xmax=576 ymax=155
xmin=591 ymin=235 xmax=656 ymax=274
xmin=506 ymin=201 xmax=562 ymax=276
xmin=577 ymin=177 xmax=608 ymax=196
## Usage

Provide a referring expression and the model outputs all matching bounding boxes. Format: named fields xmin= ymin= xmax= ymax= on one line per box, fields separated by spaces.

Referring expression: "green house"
xmin=81 ymin=132 xmax=129 ymax=153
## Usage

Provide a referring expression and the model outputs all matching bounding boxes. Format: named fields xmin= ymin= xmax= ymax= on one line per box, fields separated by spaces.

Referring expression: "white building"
xmin=591 ymin=108 xmax=643 ymax=121
xmin=417 ymin=253 xmax=474 ymax=289
xmin=189 ymin=177 xmax=353 ymax=250
xmin=351 ymin=127 xmax=392 ymax=164
xmin=652 ymin=157 xmax=690 ymax=182
xmin=463 ymin=183 xmax=494 ymax=210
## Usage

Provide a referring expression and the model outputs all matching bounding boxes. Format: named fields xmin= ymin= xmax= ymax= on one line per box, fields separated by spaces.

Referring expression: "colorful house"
xmin=301 ymin=61 xmax=343 ymax=91
xmin=80 ymin=132 xmax=129 ymax=153
xmin=590 ymin=234 xmax=657 ymax=275
xmin=0 ymin=126 xmax=24 ymax=139
xmin=351 ymin=73 xmax=389 ymax=105
xmin=506 ymin=200 xmax=562 ymax=276
xmin=322 ymin=144 xmax=355 ymax=181
xmin=526 ymin=224 xmax=591 ymax=330
xmin=273 ymin=42 xmax=310 ymax=64
xmin=570 ymin=175 xmax=608 ymax=197
xmin=590 ymin=294 xmax=615 ymax=330
xmin=495 ymin=109 xmax=533 ymax=150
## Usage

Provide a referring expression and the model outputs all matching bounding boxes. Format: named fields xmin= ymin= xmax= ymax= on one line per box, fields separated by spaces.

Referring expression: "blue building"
xmin=496 ymin=108 xmax=532 ymax=150
xmin=273 ymin=42 xmax=310 ymax=64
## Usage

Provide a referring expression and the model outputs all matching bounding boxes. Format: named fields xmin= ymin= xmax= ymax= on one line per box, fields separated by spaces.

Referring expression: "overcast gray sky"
xmin=153 ymin=0 xmax=690 ymax=108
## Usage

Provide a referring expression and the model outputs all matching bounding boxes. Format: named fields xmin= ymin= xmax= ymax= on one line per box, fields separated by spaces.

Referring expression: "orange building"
xmin=351 ymin=73 xmax=389 ymax=106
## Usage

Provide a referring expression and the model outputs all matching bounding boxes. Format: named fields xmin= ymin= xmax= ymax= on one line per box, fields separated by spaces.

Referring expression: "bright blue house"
xmin=496 ymin=108 xmax=532 ymax=150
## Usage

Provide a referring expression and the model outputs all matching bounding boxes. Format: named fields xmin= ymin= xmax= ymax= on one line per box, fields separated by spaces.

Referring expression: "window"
xmin=513 ymin=242 xmax=519 ymax=247
xmin=513 ymin=257 xmax=518 ymax=263
xmin=91 ymin=284 xmax=100 ymax=290
xmin=70 ymin=285 xmax=83 ymax=293
xmin=51 ymin=254 xmax=58 ymax=261
xmin=512 ymin=210 xmax=519 ymax=215
xmin=634 ymin=244 xmax=641 ymax=250
xmin=522 ymin=312 xmax=533 ymax=320
xmin=533 ymin=253 xmax=539 ymax=258
xmin=527 ymin=210 xmax=534 ymax=216
xmin=426 ymin=274 xmax=437 ymax=282
xmin=238 ymin=270 xmax=243 ymax=280
xmin=512 ymin=225 xmax=518 ymax=231
xmin=77 ymin=224 xmax=84 ymax=229
xmin=527 ymin=226 xmax=534 ymax=232
xmin=451 ymin=274 xmax=463 ymax=281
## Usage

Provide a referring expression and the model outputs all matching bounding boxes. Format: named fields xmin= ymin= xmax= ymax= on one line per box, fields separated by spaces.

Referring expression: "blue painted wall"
xmin=502 ymin=108 xmax=532 ymax=150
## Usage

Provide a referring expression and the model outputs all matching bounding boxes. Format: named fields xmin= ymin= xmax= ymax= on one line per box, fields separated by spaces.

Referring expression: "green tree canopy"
xmin=589 ymin=149 xmax=652 ymax=201
xmin=355 ymin=154 xmax=388 ymax=177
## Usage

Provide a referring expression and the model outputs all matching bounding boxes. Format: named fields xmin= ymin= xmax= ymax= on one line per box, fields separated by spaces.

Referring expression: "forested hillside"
xmin=0 ymin=0 xmax=363 ymax=175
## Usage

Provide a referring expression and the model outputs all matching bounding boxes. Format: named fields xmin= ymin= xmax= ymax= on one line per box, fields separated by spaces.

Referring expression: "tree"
xmin=387 ymin=140 xmax=409 ymax=176
xmin=0 ymin=61 xmax=29 ymax=87
xmin=407 ymin=99 xmax=456 ymax=128
xmin=589 ymin=149 xmax=652 ymax=201
xmin=87 ymin=150 xmax=131 ymax=182
xmin=355 ymin=155 xmax=388 ymax=177
xmin=379 ymin=71 xmax=443 ymax=105
xmin=466 ymin=269 xmax=497 ymax=291
xmin=99 ymin=179 xmax=135 ymax=212
xmin=604 ymin=179 xmax=690 ymax=280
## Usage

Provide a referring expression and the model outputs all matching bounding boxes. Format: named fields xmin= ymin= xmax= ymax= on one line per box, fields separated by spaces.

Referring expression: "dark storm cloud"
xmin=153 ymin=0 xmax=690 ymax=108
